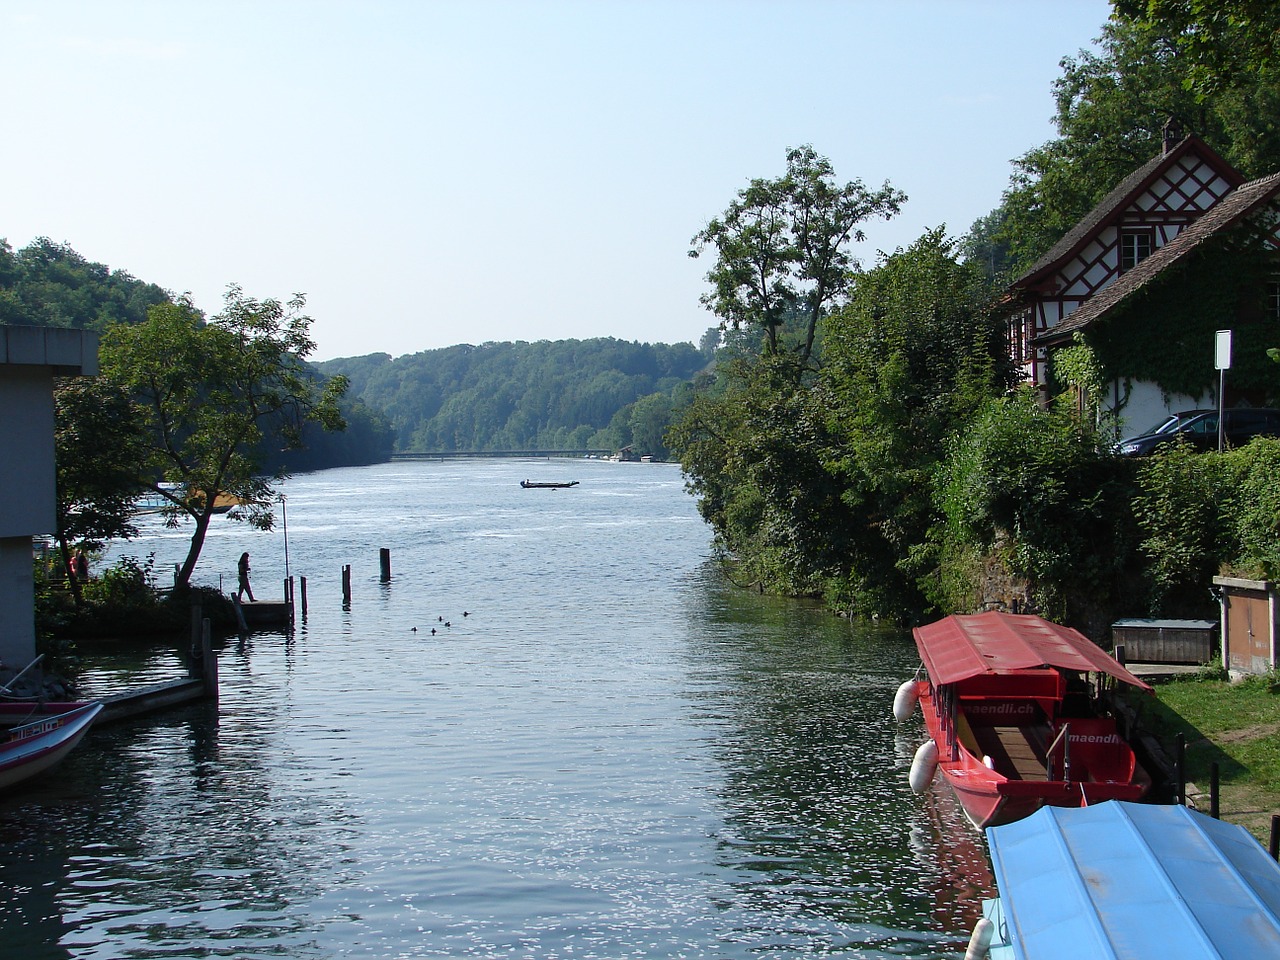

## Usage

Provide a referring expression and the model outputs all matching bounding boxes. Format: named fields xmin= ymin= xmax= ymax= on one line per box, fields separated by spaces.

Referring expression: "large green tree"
xmin=1112 ymin=0 xmax=1280 ymax=96
xmin=100 ymin=287 xmax=347 ymax=590
xmin=52 ymin=378 xmax=149 ymax=606
xmin=689 ymin=145 xmax=905 ymax=369
xmin=966 ymin=14 xmax=1280 ymax=279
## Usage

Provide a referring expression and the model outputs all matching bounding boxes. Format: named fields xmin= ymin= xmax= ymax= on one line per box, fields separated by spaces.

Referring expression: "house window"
xmin=1269 ymin=279 xmax=1280 ymax=322
xmin=1120 ymin=231 xmax=1153 ymax=271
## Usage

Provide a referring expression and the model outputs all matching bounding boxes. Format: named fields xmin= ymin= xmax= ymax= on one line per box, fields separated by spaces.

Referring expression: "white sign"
xmin=1216 ymin=329 xmax=1233 ymax=370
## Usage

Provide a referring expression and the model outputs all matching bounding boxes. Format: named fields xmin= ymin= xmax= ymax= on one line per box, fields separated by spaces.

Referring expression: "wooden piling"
xmin=342 ymin=564 xmax=352 ymax=604
xmin=300 ymin=576 xmax=308 ymax=615
xmin=1176 ymin=733 xmax=1186 ymax=806
xmin=201 ymin=617 xmax=218 ymax=702
xmin=1210 ymin=762 xmax=1220 ymax=819
xmin=190 ymin=603 xmax=203 ymax=667
xmin=380 ymin=548 xmax=391 ymax=582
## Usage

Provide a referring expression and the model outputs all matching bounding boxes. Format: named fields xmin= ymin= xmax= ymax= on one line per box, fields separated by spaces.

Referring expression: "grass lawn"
xmin=1137 ymin=672 xmax=1280 ymax=842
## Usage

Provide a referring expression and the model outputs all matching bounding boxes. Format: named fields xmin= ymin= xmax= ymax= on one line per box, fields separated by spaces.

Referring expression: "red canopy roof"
xmin=912 ymin=612 xmax=1151 ymax=690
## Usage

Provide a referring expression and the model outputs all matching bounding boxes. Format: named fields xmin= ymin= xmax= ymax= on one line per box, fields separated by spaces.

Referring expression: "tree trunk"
xmin=176 ymin=509 xmax=215 ymax=590
xmin=56 ymin=536 xmax=84 ymax=608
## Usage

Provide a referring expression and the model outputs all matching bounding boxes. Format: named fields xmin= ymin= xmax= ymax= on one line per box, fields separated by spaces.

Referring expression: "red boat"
xmin=0 ymin=701 xmax=102 ymax=792
xmin=896 ymin=612 xmax=1151 ymax=828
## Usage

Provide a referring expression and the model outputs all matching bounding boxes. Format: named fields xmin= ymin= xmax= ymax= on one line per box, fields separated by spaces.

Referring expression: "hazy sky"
xmin=3 ymin=1 xmax=1113 ymax=361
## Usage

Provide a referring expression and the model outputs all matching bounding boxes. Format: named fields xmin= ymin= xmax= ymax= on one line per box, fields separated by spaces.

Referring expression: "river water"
xmin=1 ymin=459 xmax=994 ymax=959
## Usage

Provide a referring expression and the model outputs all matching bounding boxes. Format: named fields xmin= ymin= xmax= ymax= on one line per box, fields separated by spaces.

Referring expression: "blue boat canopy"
xmin=985 ymin=801 xmax=1280 ymax=959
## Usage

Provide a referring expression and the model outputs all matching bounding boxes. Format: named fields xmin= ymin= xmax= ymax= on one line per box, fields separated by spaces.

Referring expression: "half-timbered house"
xmin=1002 ymin=129 xmax=1280 ymax=433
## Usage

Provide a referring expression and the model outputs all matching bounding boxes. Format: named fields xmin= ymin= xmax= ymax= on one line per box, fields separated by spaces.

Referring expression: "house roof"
xmin=911 ymin=611 xmax=1150 ymax=689
xmin=1010 ymin=135 xmax=1243 ymax=296
xmin=1037 ymin=170 xmax=1280 ymax=346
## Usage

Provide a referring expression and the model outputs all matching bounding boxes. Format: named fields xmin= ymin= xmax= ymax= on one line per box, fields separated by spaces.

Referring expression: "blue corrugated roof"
xmin=985 ymin=801 xmax=1280 ymax=959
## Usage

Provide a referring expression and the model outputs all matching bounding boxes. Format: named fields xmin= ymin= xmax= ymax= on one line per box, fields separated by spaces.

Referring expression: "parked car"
xmin=1116 ymin=408 xmax=1280 ymax=455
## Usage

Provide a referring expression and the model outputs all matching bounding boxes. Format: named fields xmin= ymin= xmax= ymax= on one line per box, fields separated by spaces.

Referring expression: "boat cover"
xmin=912 ymin=612 xmax=1150 ymax=690
xmin=985 ymin=801 xmax=1280 ymax=960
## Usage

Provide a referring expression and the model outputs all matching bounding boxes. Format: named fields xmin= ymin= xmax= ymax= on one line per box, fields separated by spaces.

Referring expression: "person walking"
xmin=236 ymin=551 xmax=255 ymax=602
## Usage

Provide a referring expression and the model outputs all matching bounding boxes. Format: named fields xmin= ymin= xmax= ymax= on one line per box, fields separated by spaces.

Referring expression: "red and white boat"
xmin=0 ymin=701 xmax=103 ymax=791
xmin=895 ymin=612 xmax=1151 ymax=828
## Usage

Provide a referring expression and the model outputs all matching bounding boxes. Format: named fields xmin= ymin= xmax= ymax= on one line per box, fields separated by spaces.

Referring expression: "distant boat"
xmin=896 ymin=611 xmax=1151 ymax=828
xmin=0 ymin=701 xmax=103 ymax=791
xmin=519 ymin=480 xmax=579 ymax=489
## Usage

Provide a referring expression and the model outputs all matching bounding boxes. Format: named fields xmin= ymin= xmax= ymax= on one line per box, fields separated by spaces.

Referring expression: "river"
xmin=0 ymin=459 xmax=994 ymax=959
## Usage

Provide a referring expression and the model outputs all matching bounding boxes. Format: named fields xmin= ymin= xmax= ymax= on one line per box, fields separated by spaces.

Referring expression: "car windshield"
xmin=1140 ymin=415 xmax=1184 ymax=436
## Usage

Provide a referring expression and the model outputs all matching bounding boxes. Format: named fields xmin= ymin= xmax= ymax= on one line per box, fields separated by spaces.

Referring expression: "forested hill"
xmin=317 ymin=338 xmax=710 ymax=456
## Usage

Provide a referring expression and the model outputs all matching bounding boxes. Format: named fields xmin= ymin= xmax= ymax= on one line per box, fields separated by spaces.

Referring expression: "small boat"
xmin=0 ymin=701 xmax=103 ymax=791
xmin=972 ymin=801 xmax=1280 ymax=959
xmin=895 ymin=611 xmax=1150 ymax=828
xmin=519 ymin=479 xmax=579 ymax=489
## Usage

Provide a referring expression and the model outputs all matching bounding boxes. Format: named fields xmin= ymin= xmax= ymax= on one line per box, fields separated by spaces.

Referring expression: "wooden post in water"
xmin=300 ymin=576 xmax=308 ymax=615
xmin=342 ymin=565 xmax=352 ymax=605
xmin=285 ymin=576 xmax=295 ymax=622
xmin=201 ymin=617 xmax=218 ymax=702
xmin=380 ymin=548 xmax=391 ymax=582
xmin=189 ymin=603 xmax=203 ymax=677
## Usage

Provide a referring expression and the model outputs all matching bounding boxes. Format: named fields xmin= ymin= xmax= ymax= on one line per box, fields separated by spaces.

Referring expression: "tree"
xmin=1112 ymin=0 xmax=1280 ymax=97
xmin=100 ymin=287 xmax=347 ymax=590
xmin=818 ymin=230 xmax=1008 ymax=616
xmin=689 ymin=145 xmax=905 ymax=370
xmin=53 ymin=378 xmax=149 ymax=606
xmin=969 ymin=15 xmax=1280 ymax=278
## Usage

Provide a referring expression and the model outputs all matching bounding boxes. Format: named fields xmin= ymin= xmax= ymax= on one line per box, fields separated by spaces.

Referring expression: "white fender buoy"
xmin=908 ymin=739 xmax=938 ymax=794
xmin=892 ymin=679 xmax=919 ymax=722
xmin=964 ymin=917 xmax=994 ymax=960
xmin=982 ymin=755 xmax=996 ymax=770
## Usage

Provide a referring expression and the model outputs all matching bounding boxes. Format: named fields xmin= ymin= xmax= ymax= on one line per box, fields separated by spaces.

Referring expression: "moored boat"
xmin=0 ymin=701 xmax=103 ymax=791
xmin=974 ymin=801 xmax=1280 ymax=959
xmin=895 ymin=611 xmax=1150 ymax=828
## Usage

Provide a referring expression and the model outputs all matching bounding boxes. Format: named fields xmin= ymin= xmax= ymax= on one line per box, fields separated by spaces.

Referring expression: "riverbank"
xmin=1144 ymin=673 xmax=1280 ymax=842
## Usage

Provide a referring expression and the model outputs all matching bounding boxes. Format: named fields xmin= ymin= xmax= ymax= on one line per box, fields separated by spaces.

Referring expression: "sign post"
xmin=1215 ymin=330 xmax=1232 ymax=452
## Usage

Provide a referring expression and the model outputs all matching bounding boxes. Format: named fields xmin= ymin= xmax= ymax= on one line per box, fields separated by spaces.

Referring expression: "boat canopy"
xmin=912 ymin=612 xmax=1150 ymax=690
xmin=985 ymin=801 xmax=1280 ymax=959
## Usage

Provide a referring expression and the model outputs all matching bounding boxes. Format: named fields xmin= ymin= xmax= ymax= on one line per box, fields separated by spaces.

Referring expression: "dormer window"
xmin=1120 ymin=231 xmax=1153 ymax=271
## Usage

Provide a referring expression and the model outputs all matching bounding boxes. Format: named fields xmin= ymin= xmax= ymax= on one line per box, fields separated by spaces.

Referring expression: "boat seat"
xmin=972 ymin=724 xmax=1050 ymax=781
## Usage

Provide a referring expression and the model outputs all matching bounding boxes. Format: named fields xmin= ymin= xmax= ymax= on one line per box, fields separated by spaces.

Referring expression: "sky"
xmin=2 ymin=0 xmax=1114 ymax=362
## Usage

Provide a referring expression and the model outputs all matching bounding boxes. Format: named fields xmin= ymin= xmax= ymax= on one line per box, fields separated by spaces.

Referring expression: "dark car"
xmin=1117 ymin=408 xmax=1280 ymax=455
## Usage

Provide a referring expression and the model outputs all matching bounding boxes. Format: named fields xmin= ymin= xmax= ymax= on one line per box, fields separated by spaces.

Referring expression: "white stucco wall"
xmin=1110 ymin=379 xmax=1212 ymax=440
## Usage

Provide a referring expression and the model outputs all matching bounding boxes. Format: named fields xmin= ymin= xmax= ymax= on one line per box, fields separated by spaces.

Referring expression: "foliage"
xmin=671 ymin=231 xmax=1008 ymax=621
xmin=818 ymin=230 xmax=1009 ymax=617
xmin=969 ymin=15 xmax=1280 ymax=278
xmin=936 ymin=390 xmax=1141 ymax=621
xmin=1129 ymin=438 xmax=1280 ymax=613
xmin=52 ymin=377 xmax=148 ymax=605
xmin=1131 ymin=442 xmax=1231 ymax=612
xmin=1227 ymin=438 xmax=1280 ymax=578
xmin=0 ymin=237 xmax=171 ymax=329
xmin=689 ymin=145 xmax=904 ymax=367
xmin=82 ymin=554 xmax=159 ymax=611
xmin=100 ymin=288 xmax=347 ymax=588
xmin=320 ymin=338 xmax=705 ymax=458
xmin=1085 ymin=234 xmax=1278 ymax=402
xmin=1112 ymin=0 xmax=1280 ymax=98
